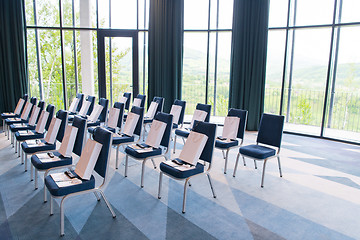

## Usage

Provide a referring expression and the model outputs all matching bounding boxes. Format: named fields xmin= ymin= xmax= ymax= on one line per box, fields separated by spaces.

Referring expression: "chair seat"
xmin=143 ymin=118 xmax=153 ymax=124
xmin=44 ymin=171 xmax=95 ymax=197
xmin=87 ymin=121 xmax=100 ymax=127
xmin=88 ymin=126 xmax=115 ymax=135
xmin=15 ymin=130 xmax=44 ymax=141
xmin=215 ymin=139 xmax=239 ymax=149
xmin=10 ymin=124 xmax=35 ymax=132
xmin=1 ymin=113 xmax=18 ymax=119
xmin=21 ymin=139 xmax=56 ymax=154
xmin=172 ymin=123 xmax=178 ymax=129
xmin=31 ymin=151 xmax=72 ymax=170
xmin=239 ymin=145 xmax=276 ymax=160
xmin=125 ymin=145 xmax=162 ymax=159
xmin=160 ymin=159 xmax=204 ymax=179
xmin=68 ymin=115 xmax=75 ymax=122
xmin=112 ymin=135 xmax=134 ymax=145
xmin=174 ymin=129 xmax=190 ymax=138
xmin=5 ymin=118 xmax=26 ymax=125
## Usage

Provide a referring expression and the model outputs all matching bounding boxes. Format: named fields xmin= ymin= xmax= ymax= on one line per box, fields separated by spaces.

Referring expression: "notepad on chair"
xmin=178 ymin=131 xmax=208 ymax=166
xmin=107 ymin=107 xmax=120 ymax=129
xmin=74 ymin=139 xmax=103 ymax=180
xmin=190 ymin=110 xmax=207 ymax=128
xmin=14 ymin=98 xmax=25 ymax=115
xmin=122 ymin=112 xmax=140 ymax=137
xmin=69 ymin=98 xmax=80 ymax=113
xmin=170 ymin=105 xmax=182 ymax=124
xmin=145 ymin=120 xmax=166 ymax=148
xmin=58 ymin=125 xmax=78 ymax=157
xmin=221 ymin=116 xmax=240 ymax=140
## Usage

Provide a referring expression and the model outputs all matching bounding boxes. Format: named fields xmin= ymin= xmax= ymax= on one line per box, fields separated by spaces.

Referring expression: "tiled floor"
xmin=0 ymin=127 xmax=359 ymax=239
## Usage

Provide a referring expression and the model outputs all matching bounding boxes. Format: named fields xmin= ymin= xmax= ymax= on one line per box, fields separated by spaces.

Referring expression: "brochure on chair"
xmin=25 ymin=139 xmax=45 ymax=146
xmin=190 ymin=109 xmax=207 ymax=128
xmin=78 ymin=100 xmax=91 ymax=117
xmin=58 ymin=125 xmax=78 ymax=157
xmin=12 ymin=123 xmax=26 ymax=127
xmin=20 ymin=102 xmax=32 ymax=120
xmin=119 ymin=96 xmax=128 ymax=104
xmin=107 ymin=107 xmax=120 ymax=129
xmin=145 ymin=120 xmax=166 ymax=148
xmin=36 ymin=152 xmax=60 ymax=163
xmin=74 ymin=139 xmax=103 ymax=180
xmin=221 ymin=116 xmax=240 ymax=140
xmin=178 ymin=131 xmax=208 ymax=166
xmin=69 ymin=97 xmax=80 ymax=113
xmin=51 ymin=172 xmax=82 ymax=187
xmin=18 ymin=130 xmax=34 ymax=136
xmin=163 ymin=159 xmax=196 ymax=171
xmin=170 ymin=105 xmax=182 ymax=124
xmin=44 ymin=117 xmax=62 ymax=144
xmin=28 ymin=106 xmax=40 ymax=126
xmin=35 ymin=111 xmax=49 ymax=134
xmin=14 ymin=98 xmax=25 ymax=115
xmin=132 ymin=98 xmax=142 ymax=107
xmin=122 ymin=112 xmax=140 ymax=136
xmin=145 ymin=102 xmax=158 ymax=119
xmin=130 ymin=143 xmax=153 ymax=153
xmin=88 ymin=104 xmax=104 ymax=122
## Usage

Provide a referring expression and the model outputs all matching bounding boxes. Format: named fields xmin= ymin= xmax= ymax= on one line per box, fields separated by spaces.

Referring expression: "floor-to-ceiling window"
xmin=265 ymin=0 xmax=360 ymax=143
xmin=25 ymin=0 xmax=149 ymax=111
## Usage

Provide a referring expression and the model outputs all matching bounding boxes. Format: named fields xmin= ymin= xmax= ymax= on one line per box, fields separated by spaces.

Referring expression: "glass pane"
xmin=111 ymin=0 xmax=137 ymax=29
xmin=138 ymin=0 xmax=150 ymax=30
xmin=218 ymin=0 xmax=233 ymax=29
xmin=265 ymin=30 xmax=286 ymax=115
xmin=139 ymin=31 xmax=148 ymax=95
xmin=268 ymin=0 xmax=288 ymax=28
xmin=74 ymin=0 xmax=96 ymax=28
xmin=36 ymin=0 xmax=60 ymax=27
xmin=341 ymin=0 xmax=360 ymax=23
xmin=98 ymin=0 xmax=110 ymax=28
xmin=25 ymin=0 xmax=35 ymax=26
xmin=295 ymin=0 xmax=334 ymax=26
xmin=184 ymin=0 xmax=209 ymax=30
xmin=209 ymin=0 xmax=217 ymax=29
xmin=283 ymin=28 xmax=332 ymax=135
xmin=62 ymin=0 xmax=74 ymax=27
xmin=324 ymin=26 xmax=360 ymax=142
xmin=27 ymin=29 xmax=40 ymax=98
xmin=64 ymin=30 xmax=77 ymax=108
xmin=182 ymin=32 xmax=208 ymax=114
xmin=207 ymin=32 xmax=216 ymax=114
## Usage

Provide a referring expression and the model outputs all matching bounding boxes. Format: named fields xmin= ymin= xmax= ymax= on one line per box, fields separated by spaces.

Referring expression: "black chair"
xmin=68 ymin=95 xmax=95 ymax=122
xmin=173 ymin=103 xmax=211 ymax=153
xmin=88 ymin=102 xmax=124 ymax=135
xmin=68 ymin=93 xmax=84 ymax=114
xmin=44 ymin=127 xmax=115 ymax=236
xmin=158 ymin=121 xmax=217 ymax=213
xmin=123 ymin=92 xmax=131 ymax=112
xmin=124 ymin=112 xmax=173 ymax=188
xmin=233 ymin=113 xmax=285 ymax=187
xmin=123 ymin=94 xmax=146 ymax=121
xmin=171 ymin=99 xmax=186 ymax=129
xmin=86 ymin=98 xmax=109 ymax=127
xmin=215 ymin=108 xmax=248 ymax=174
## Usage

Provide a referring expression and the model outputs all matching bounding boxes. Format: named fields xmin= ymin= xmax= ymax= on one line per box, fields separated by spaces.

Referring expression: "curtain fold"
xmin=0 ymin=0 xmax=28 ymax=116
xmin=148 ymin=0 xmax=184 ymax=112
xmin=229 ymin=0 xmax=269 ymax=130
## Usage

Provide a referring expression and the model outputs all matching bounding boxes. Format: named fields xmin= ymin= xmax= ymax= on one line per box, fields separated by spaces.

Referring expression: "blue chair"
xmin=123 ymin=94 xmax=146 ymax=121
xmin=158 ymin=121 xmax=217 ymax=213
xmin=44 ymin=127 xmax=115 ymax=236
xmin=88 ymin=102 xmax=124 ymax=135
xmin=87 ymin=98 xmax=109 ymax=127
xmin=172 ymin=99 xmax=186 ymax=129
xmin=233 ymin=113 xmax=285 ymax=188
xmin=124 ymin=112 xmax=173 ymax=188
xmin=69 ymin=93 xmax=84 ymax=115
xmin=143 ymin=96 xmax=164 ymax=140
xmin=173 ymin=103 xmax=211 ymax=154
xmin=31 ymin=116 xmax=87 ymax=196
xmin=123 ymin=92 xmax=131 ymax=112
xmin=68 ymin=95 xmax=96 ymax=122
xmin=113 ymin=106 xmax=144 ymax=169
xmin=215 ymin=109 xmax=248 ymax=174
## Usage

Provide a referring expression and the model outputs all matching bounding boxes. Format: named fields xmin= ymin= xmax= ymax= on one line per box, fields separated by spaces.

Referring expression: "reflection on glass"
xmin=268 ymin=0 xmax=288 ymax=28
xmin=340 ymin=0 xmax=360 ymax=23
xmin=184 ymin=0 xmax=209 ymax=30
xmin=111 ymin=0 xmax=137 ymax=29
xmin=295 ymin=0 xmax=334 ymax=26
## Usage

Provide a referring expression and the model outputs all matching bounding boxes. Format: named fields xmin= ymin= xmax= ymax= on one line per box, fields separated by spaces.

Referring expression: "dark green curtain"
xmin=148 ymin=0 xmax=184 ymax=112
xmin=229 ymin=0 xmax=269 ymax=130
xmin=0 ymin=0 xmax=28 ymax=117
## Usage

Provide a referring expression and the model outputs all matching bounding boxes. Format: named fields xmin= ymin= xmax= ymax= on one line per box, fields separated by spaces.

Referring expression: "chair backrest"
xmin=45 ymin=104 xmax=55 ymax=131
xmin=136 ymin=94 xmax=146 ymax=108
xmin=257 ymin=113 xmax=285 ymax=148
xmin=154 ymin=112 xmax=173 ymax=148
xmin=130 ymin=106 xmax=144 ymax=136
xmin=196 ymin=103 xmax=211 ymax=123
xmin=98 ymin=98 xmax=109 ymax=123
xmin=55 ymin=110 xmax=68 ymax=142
xmin=22 ymin=94 xmax=28 ymax=102
xmin=113 ymin=102 xmax=125 ymax=129
xmin=86 ymin=95 xmax=96 ymax=115
xmin=93 ymin=127 xmax=113 ymax=179
xmin=192 ymin=121 xmax=217 ymax=163
xmin=123 ymin=92 xmax=131 ymax=110
xmin=76 ymin=93 xmax=84 ymax=112
xmin=72 ymin=116 xmax=87 ymax=156
xmin=30 ymin=97 xmax=37 ymax=106
xmin=36 ymin=101 xmax=46 ymax=123
xmin=173 ymin=99 xmax=186 ymax=125
xmin=227 ymin=108 xmax=248 ymax=140
xmin=152 ymin=96 xmax=164 ymax=114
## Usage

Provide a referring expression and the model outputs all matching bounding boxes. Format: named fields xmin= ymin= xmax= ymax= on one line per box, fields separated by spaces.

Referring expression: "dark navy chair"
xmin=124 ymin=112 xmax=173 ymax=188
xmin=44 ymin=127 xmax=115 ymax=236
xmin=143 ymin=97 xmax=164 ymax=140
xmin=86 ymin=98 xmax=109 ymax=127
xmin=88 ymin=102 xmax=124 ymax=135
xmin=233 ymin=113 xmax=285 ymax=187
xmin=113 ymin=106 xmax=144 ymax=169
xmin=215 ymin=108 xmax=248 ymax=174
xmin=31 ymin=116 xmax=87 ymax=198
xmin=158 ymin=121 xmax=217 ymax=213
xmin=173 ymin=103 xmax=211 ymax=154
xmin=123 ymin=94 xmax=146 ymax=121
xmin=123 ymin=92 xmax=131 ymax=112
xmin=171 ymin=99 xmax=186 ymax=129
xmin=68 ymin=95 xmax=95 ymax=122
xmin=69 ymin=93 xmax=84 ymax=115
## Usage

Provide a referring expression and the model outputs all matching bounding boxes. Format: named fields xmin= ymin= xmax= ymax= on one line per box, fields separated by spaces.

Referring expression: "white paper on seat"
xmin=119 ymin=96 xmax=128 ymax=104
xmin=145 ymin=102 xmax=158 ymax=119
xmin=14 ymin=98 xmax=25 ymax=115
xmin=88 ymin=104 xmax=104 ymax=122
xmin=13 ymin=123 xmax=26 ymax=127
xmin=36 ymin=153 xmax=60 ymax=162
xmin=35 ymin=111 xmax=49 ymax=133
xmin=58 ymin=125 xmax=78 ymax=157
xmin=132 ymin=98 xmax=142 ymax=107
xmin=190 ymin=109 xmax=207 ymax=128
xmin=122 ymin=112 xmax=140 ymax=136
xmin=44 ymin=117 xmax=62 ymax=144
xmin=74 ymin=139 xmax=103 ymax=180
xmin=20 ymin=102 xmax=32 ymax=120
xmin=69 ymin=97 xmax=80 ymax=113
xmin=178 ymin=131 xmax=208 ymax=165
xmin=28 ymin=106 xmax=40 ymax=126
xmin=78 ymin=100 xmax=91 ymax=117
xmin=222 ymin=116 xmax=240 ymax=140
xmin=170 ymin=105 xmax=182 ymax=124
xmin=107 ymin=107 xmax=120 ymax=129
xmin=50 ymin=172 xmax=82 ymax=187
xmin=145 ymin=120 xmax=167 ymax=148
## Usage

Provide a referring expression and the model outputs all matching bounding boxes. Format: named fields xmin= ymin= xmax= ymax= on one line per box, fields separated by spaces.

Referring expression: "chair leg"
xmin=116 ymin=145 xmax=120 ymax=169
xmin=14 ymin=138 xmax=17 ymax=153
xmin=21 ymin=149 xmax=24 ymax=164
xmin=18 ymin=142 xmax=21 ymax=157
xmin=233 ymin=153 xmax=240 ymax=177
xmin=242 ymin=155 xmax=246 ymax=166
xmin=30 ymin=163 xmax=33 ymax=181
xmin=188 ymin=181 xmax=191 ymax=187
xmin=125 ymin=155 xmax=129 ymax=177
xmin=60 ymin=197 xmax=66 ymax=236
xmin=3 ymin=120 xmax=5 ymax=135
xmin=277 ymin=156 xmax=282 ymax=177
xmin=44 ymin=184 xmax=47 ymax=202
xmin=182 ymin=178 xmax=190 ymax=214
xmin=35 ymin=169 xmax=38 ymax=189
xmin=50 ymin=195 xmax=54 ymax=215
xmin=261 ymin=160 xmax=268 ymax=188
xmin=254 ymin=160 xmax=257 ymax=169
xmin=94 ymin=192 xmax=101 ymax=201
xmin=158 ymin=172 xmax=163 ymax=199
xmin=173 ymin=135 xmax=177 ymax=154
xmin=98 ymin=190 xmax=116 ymax=218
xmin=141 ymin=159 xmax=146 ymax=188
xmin=207 ymin=173 xmax=216 ymax=198
xmin=151 ymin=158 xmax=156 ymax=169
xmin=224 ymin=149 xmax=230 ymax=174
xmin=221 ymin=150 xmax=225 ymax=159
xmin=24 ymin=154 xmax=28 ymax=172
